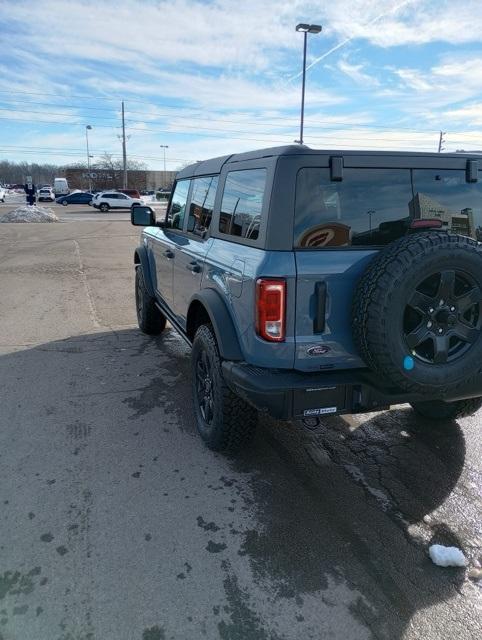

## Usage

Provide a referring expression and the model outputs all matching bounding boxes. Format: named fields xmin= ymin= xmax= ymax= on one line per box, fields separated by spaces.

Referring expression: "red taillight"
xmin=256 ymin=279 xmax=286 ymax=342
xmin=410 ymin=218 xmax=443 ymax=229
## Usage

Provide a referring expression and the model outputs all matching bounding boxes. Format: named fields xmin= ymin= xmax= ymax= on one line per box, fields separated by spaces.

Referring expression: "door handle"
xmin=187 ymin=261 xmax=201 ymax=273
xmin=163 ymin=250 xmax=174 ymax=259
xmin=314 ymin=281 xmax=327 ymax=333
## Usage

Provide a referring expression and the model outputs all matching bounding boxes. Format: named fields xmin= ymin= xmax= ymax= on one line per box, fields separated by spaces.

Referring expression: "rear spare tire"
xmin=352 ymin=232 xmax=482 ymax=396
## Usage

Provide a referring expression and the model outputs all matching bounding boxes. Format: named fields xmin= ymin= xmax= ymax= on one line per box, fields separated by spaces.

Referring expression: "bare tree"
xmin=0 ymin=160 xmax=59 ymax=186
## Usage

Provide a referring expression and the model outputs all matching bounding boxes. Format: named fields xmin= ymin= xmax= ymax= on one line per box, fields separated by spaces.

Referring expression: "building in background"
xmin=409 ymin=192 xmax=475 ymax=238
xmin=62 ymin=168 xmax=176 ymax=192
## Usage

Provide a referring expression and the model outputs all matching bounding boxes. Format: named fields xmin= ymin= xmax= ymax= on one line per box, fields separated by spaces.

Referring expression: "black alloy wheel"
xmin=191 ymin=325 xmax=257 ymax=452
xmin=134 ymin=267 xmax=166 ymax=335
xmin=195 ymin=348 xmax=215 ymax=427
xmin=403 ymin=269 xmax=481 ymax=365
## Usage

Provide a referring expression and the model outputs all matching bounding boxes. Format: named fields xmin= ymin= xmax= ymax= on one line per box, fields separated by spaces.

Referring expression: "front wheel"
xmin=99 ymin=203 xmax=109 ymax=212
xmin=191 ymin=325 xmax=257 ymax=452
xmin=62 ymin=200 xmax=68 ymax=206
xmin=411 ymin=397 xmax=482 ymax=420
xmin=135 ymin=267 xmax=166 ymax=335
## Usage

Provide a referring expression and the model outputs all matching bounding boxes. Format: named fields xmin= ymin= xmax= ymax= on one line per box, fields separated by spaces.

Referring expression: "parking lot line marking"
xmin=73 ymin=239 xmax=101 ymax=329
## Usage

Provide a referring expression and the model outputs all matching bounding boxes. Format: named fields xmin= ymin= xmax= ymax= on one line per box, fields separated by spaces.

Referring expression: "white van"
xmin=53 ymin=178 xmax=69 ymax=196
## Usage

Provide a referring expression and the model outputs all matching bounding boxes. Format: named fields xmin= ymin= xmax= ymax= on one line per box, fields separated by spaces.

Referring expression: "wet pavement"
xmin=0 ymin=221 xmax=480 ymax=640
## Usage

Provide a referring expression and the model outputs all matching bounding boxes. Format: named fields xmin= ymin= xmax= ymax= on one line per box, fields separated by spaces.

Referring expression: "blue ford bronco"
xmin=132 ymin=146 xmax=482 ymax=451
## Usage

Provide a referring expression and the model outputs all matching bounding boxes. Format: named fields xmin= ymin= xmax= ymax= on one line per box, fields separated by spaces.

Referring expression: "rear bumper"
xmin=221 ymin=362 xmax=482 ymax=419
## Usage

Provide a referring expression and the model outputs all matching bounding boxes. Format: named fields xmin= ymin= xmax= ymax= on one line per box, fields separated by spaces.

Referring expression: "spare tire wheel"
xmin=352 ymin=232 xmax=482 ymax=395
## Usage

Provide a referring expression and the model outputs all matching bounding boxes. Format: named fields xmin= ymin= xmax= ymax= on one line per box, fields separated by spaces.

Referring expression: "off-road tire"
xmin=191 ymin=325 xmax=257 ymax=452
xmin=352 ymin=232 xmax=482 ymax=396
xmin=411 ymin=397 xmax=482 ymax=420
xmin=135 ymin=267 xmax=166 ymax=335
xmin=100 ymin=203 xmax=109 ymax=212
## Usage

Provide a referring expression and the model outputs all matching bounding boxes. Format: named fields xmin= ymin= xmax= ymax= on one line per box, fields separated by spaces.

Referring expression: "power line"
xmin=0 ymin=149 xmax=187 ymax=163
xmin=0 ymin=106 xmax=121 ymax=123
xmin=0 ymin=144 xmax=191 ymax=160
xmin=0 ymin=104 xmax=428 ymax=137
xmin=0 ymin=88 xmax=451 ymax=133
xmin=2 ymin=106 xmax=477 ymax=145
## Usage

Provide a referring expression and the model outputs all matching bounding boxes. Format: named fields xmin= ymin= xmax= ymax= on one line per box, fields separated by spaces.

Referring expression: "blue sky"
xmin=1 ymin=0 xmax=482 ymax=170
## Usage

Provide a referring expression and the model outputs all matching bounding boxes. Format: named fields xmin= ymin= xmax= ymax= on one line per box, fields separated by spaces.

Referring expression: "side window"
xmin=118 ymin=194 xmax=128 ymax=200
xmin=104 ymin=193 xmax=115 ymax=198
xmin=412 ymin=170 xmax=482 ymax=240
xmin=294 ymin=168 xmax=413 ymax=248
xmin=219 ymin=169 xmax=267 ymax=241
xmin=168 ymin=180 xmax=190 ymax=230
xmin=187 ymin=175 xmax=219 ymax=239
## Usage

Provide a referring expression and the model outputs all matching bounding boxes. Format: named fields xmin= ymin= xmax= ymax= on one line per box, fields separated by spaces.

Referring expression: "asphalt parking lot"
xmin=0 ymin=199 xmax=167 ymax=222
xmin=0 ymin=219 xmax=481 ymax=640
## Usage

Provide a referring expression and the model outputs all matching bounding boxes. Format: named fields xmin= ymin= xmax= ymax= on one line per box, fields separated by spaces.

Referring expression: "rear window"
xmin=412 ymin=170 xmax=482 ymax=240
xmin=219 ymin=168 xmax=266 ymax=241
xmin=187 ymin=175 xmax=218 ymax=239
xmin=294 ymin=168 xmax=413 ymax=248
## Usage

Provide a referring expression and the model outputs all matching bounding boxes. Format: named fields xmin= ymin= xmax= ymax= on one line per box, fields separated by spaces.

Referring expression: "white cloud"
xmin=82 ymin=67 xmax=345 ymax=111
xmin=318 ymin=0 xmax=482 ymax=48
xmin=3 ymin=0 xmax=304 ymax=71
xmin=387 ymin=54 xmax=482 ymax=119
xmin=443 ymin=104 xmax=482 ymax=126
xmin=337 ymin=60 xmax=380 ymax=87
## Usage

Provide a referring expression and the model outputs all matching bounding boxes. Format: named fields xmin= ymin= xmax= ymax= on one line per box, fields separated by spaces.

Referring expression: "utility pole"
xmin=121 ymin=101 xmax=127 ymax=188
xmin=85 ymin=125 xmax=92 ymax=192
xmin=438 ymin=131 xmax=446 ymax=153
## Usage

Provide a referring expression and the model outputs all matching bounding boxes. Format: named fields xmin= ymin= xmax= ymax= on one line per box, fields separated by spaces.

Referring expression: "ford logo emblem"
xmin=307 ymin=345 xmax=331 ymax=356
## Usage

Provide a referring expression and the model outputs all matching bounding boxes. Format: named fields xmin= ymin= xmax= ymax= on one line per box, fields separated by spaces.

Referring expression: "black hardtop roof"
xmin=175 ymin=145 xmax=482 ymax=179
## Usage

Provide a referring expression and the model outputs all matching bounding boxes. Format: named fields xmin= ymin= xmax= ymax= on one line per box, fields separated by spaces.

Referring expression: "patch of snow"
xmin=0 ymin=206 xmax=59 ymax=223
xmin=429 ymin=544 xmax=467 ymax=567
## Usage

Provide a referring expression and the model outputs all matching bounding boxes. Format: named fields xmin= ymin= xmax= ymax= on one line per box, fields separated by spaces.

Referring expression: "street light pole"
xmin=85 ymin=125 xmax=92 ymax=192
xmin=295 ymin=23 xmax=322 ymax=146
xmin=159 ymin=145 xmax=168 ymax=173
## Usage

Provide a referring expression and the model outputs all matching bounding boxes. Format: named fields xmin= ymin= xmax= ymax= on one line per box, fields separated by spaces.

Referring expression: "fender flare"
xmin=189 ymin=289 xmax=244 ymax=361
xmin=134 ymin=246 xmax=155 ymax=298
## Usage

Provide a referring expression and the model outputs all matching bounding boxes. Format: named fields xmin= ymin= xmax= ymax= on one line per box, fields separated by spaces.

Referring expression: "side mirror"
xmin=131 ymin=205 xmax=156 ymax=226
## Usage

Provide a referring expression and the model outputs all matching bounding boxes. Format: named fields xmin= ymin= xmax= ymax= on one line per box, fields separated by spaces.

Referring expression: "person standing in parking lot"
xmin=24 ymin=178 xmax=36 ymax=206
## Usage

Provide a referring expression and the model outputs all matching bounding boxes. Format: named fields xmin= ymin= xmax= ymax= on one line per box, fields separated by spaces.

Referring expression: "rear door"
xmin=115 ymin=193 xmax=130 ymax=208
xmin=103 ymin=193 xmax=117 ymax=207
xmin=292 ymin=160 xmax=414 ymax=371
